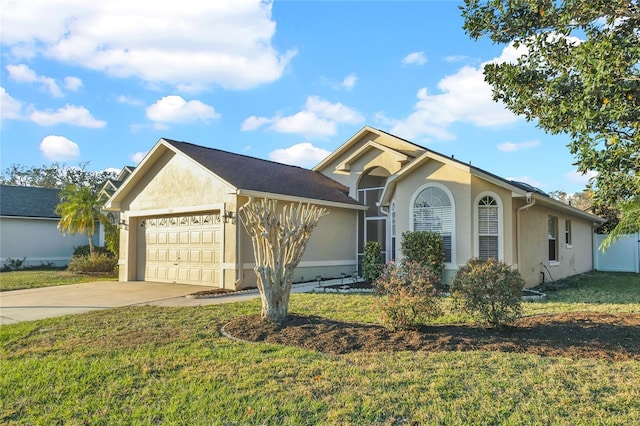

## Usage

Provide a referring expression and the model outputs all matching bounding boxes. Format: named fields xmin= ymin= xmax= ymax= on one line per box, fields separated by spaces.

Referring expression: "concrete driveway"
xmin=0 ymin=281 xmax=206 ymax=325
xmin=0 ymin=280 xmax=322 ymax=325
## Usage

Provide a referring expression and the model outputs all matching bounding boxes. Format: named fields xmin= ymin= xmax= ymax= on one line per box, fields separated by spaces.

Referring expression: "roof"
xmin=0 ymin=185 xmax=60 ymax=218
xmin=162 ymin=139 xmax=361 ymax=207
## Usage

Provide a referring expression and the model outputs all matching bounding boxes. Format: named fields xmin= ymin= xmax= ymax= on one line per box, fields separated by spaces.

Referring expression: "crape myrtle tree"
xmin=240 ymin=198 xmax=328 ymax=323
xmin=461 ymin=0 xmax=640 ymax=246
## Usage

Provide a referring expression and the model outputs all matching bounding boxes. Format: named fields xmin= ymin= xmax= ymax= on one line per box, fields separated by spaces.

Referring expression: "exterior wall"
xmin=392 ymin=160 xmax=472 ymax=281
xmin=116 ymin=150 xmax=239 ymax=287
xmin=236 ymin=196 xmax=359 ymax=289
xmin=0 ymin=217 xmax=92 ymax=267
xmin=516 ymin=201 xmax=595 ymax=287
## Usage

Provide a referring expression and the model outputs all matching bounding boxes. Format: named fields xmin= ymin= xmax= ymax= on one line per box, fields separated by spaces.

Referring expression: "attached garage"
xmin=137 ymin=213 xmax=222 ymax=286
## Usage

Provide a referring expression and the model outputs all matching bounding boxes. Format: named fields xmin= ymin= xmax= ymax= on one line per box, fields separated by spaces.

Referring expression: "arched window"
xmin=413 ymin=186 xmax=453 ymax=263
xmin=477 ymin=195 xmax=500 ymax=260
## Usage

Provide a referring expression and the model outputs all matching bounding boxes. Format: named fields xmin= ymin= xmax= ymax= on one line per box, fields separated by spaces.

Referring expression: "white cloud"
xmin=340 ymin=73 xmax=357 ymax=91
xmin=402 ymin=51 xmax=427 ymax=66
xmin=387 ymin=43 xmax=528 ymax=141
xmin=117 ymin=95 xmax=144 ymax=106
xmin=241 ymin=115 xmax=272 ymax=131
xmin=269 ymin=143 xmax=331 ymax=168
xmin=131 ymin=151 xmax=146 ymax=164
xmin=497 ymin=140 xmax=541 ymax=152
xmin=242 ymin=95 xmax=364 ymax=138
xmin=6 ymin=64 xmax=63 ymax=97
xmin=444 ymin=55 xmax=468 ymax=63
xmin=64 ymin=76 xmax=83 ymax=91
xmin=2 ymin=0 xmax=295 ymax=91
xmin=0 ymin=87 xmax=23 ymax=120
xmin=29 ymin=104 xmax=106 ymax=128
xmin=39 ymin=135 xmax=80 ymax=160
xmin=564 ymin=170 xmax=598 ymax=185
xmin=507 ymin=176 xmax=547 ymax=189
xmin=146 ymin=95 xmax=220 ymax=127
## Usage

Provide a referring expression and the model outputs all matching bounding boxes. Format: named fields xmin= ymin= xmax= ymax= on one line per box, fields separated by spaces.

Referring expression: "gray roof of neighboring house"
xmin=163 ymin=139 xmax=361 ymax=206
xmin=0 ymin=185 xmax=61 ymax=218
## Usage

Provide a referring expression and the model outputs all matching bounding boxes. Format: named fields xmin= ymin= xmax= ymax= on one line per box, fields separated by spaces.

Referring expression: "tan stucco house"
xmin=105 ymin=126 xmax=604 ymax=289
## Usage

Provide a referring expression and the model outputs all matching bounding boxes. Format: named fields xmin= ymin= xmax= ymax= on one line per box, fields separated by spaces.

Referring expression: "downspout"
xmin=234 ymin=197 xmax=252 ymax=288
xmin=379 ymin=204 xmax=390 ymax=262
xmin=516 ymin=192 xmax=535 ymax=276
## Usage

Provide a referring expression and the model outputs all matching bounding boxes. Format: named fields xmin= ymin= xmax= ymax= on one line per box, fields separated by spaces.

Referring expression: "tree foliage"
xmin=461 ymin=0 xmax=640 ymax=235
xmin=240 ymin=198 xmax=328 ymax=323
xmin=55 ymin=184 xmax=107 ymax=255
xmin=0 ymin=162 xmax=115 ymax=190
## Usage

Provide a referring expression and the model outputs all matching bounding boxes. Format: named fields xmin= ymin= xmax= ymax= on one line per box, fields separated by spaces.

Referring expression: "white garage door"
xmin=138 ymin=213 xmax=222 ymax=286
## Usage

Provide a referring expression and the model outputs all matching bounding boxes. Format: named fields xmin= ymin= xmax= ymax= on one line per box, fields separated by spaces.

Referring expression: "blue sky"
xmin=1 ymin=0 xmax=594 ymax=194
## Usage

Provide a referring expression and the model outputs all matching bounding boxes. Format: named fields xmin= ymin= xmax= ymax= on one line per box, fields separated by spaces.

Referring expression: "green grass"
xmin=1 ymin=271 xmax=639 ymax=425
xmin=0 ymin=270 xmax=117 ymax=292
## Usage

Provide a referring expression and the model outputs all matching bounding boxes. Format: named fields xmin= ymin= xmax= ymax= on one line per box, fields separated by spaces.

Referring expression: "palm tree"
xmin=55 ymin=184 xmax=104 ymax=255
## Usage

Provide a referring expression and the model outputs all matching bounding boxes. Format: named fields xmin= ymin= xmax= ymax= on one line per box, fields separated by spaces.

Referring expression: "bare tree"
xmin=240 ymin=198 xmax=328 ymax=322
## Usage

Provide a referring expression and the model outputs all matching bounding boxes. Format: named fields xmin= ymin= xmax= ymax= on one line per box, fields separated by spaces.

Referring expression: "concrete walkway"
xmin=0 ymin=280 xmax=324 ymax=325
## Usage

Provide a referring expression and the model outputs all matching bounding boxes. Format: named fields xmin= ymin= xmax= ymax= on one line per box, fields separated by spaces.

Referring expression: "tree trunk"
xmin=88 ymin=232 xmax=96 ymax=256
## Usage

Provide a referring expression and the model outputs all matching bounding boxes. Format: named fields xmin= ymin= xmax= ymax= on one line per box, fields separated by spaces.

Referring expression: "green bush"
xmin=361 ymin=240 xmax=383 ymax=282
xmin=73 ymin=245 xmax=110 ymax=256
xmin=103 ymin=221 xmax=120 ymax=255
xmin=451 ymin=258 xmax=524 ymax=328
xmin=373 ymin=260 xmax=442 ymax=330
xmin=400 ymin=231 xmax=445 ymax=278
xmin=67 ymin=253 xmax=117 ymax=274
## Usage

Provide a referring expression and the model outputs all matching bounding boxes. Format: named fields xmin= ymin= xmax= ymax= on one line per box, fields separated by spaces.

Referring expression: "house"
xmin=97 ymin=166 xmax=136 ymax=245
xmin=0 ymin=185 xmax=93 ymax=268
xmin=105 ymin=126 xmax=604 ymax=289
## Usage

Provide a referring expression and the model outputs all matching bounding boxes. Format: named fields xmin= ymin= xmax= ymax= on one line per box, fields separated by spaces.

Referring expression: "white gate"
xmin=593 ymin=233 xmax=640 ymax=273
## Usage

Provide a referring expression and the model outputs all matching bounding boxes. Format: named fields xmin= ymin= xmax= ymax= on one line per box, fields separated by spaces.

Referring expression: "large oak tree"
xmin=461 ymin=0 xmax=640 ymax=242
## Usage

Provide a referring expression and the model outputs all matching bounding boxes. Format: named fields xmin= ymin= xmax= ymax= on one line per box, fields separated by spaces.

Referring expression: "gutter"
xmin=516 ymin=193 xmax=535 ymax=274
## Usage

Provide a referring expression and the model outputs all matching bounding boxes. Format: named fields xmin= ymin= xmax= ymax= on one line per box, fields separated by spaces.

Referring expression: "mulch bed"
xmin=222 ymin=312 xmax=640 ymax=361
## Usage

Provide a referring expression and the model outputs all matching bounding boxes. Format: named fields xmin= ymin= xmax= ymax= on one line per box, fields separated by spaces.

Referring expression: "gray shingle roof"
xmin=163 ymin=139 xmax=361 ymax=206
xmin=0 ymin=185 xmax=61 ymax=218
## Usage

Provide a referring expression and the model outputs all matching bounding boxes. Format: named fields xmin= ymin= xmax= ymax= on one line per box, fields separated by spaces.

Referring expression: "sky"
xmin=1 ymin=0 xmax=596 ymax=194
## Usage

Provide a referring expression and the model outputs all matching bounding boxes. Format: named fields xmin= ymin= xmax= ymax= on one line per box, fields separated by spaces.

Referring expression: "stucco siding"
xmin=235 ymin=199 xmax=358 ymax=289
xmin=1 ymin=217 xmax=91 ymax=267
xmin=517 ymin=203 xmax=595 ymax=287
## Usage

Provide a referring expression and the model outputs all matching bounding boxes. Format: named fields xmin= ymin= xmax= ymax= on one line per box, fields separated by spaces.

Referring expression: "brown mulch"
xmin=222 ymin=312 xmax=640 ymax=361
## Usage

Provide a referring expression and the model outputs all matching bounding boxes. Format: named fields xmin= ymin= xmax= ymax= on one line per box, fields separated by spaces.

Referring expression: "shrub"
xmin=73 ymin=245 xmax=110 ymax=256
xmin=103 ymin=221 xmax=120 ymax=256
xmin=400 ymin=231 xmax=445 ymax=278
xmin=1 ymin=257 xmax=27 ymax=272
xmin=67 ymin=253 xmax=117 ymax=274
xmin=361 ymin=240 xmax=383 ymax=282
xmin=373 ymin=260 xmax=442 ymax=330
xmin=450 ymin=258 xmax=524 ymax=328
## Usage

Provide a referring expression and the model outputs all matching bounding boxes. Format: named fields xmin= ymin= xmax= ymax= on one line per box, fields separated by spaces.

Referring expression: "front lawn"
xmin=1 ymin=271 xmax=639 ymax=424
xmin=0 ymin=270 xmax=117 ymax=292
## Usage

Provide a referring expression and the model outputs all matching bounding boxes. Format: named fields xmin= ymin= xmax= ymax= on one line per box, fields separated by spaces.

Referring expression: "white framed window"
xmin=476 ymin=194 xmax=502 ymax=260
xmin=548 ymin=216 xmax=558 ymax=262
xmin=411 ymin=184 xmax=455 ymax=264
xmin=390 ymin=201 xmax=397 ymax=261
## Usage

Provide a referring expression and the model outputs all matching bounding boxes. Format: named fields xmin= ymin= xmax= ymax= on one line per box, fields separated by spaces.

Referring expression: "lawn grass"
xmin=0 ymin=270 xmax=117 ymax=292
xmin=1 ymin=271 xmax=639 ymax=424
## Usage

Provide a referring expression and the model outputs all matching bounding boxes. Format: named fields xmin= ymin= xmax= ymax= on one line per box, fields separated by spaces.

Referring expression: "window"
xmin=390 ymin=201 xmax=397 ymax=261
xmin=548 ymin=216 xmax=558 ymax=262
xmin=565 ymin=220 xmax=572 ymax=247
xmin=477 ymin=195 xmax=499 ymax=260
xmin=413 ymin=186 xmax=453 ymax=263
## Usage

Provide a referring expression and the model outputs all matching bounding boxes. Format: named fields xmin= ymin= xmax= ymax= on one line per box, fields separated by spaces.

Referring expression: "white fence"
xmin=593 ymin=233 xmax=640 ymax=273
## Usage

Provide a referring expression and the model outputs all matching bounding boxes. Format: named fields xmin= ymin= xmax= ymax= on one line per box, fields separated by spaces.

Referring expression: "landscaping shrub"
xmin=67 ymin=253 xmax=117 ymax=274
xmin=400 ymin=231 xmax=445 ymax=278
xmin=451 ymin=258 xmax=524 ymax=327
xmin=373 ymin=260 xmax=442 ymax=330
xmin=361 ymin=240 xmax=383 ymax=282
xmin=73 ymin=245 xmax=110 ymax=256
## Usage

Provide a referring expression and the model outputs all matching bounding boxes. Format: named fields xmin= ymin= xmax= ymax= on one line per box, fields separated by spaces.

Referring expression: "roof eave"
xmin=236 ymin=189 xmax=367 ymax=211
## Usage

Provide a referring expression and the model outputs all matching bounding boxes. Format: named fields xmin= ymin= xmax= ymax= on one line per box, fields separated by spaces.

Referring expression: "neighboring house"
xmin=0 ymin=185 xmax=94 ymax=268
xmin=105 ymin=126 xmax=604 ymax=289
xmin=97 ymin=166 xmax=136 ymax=246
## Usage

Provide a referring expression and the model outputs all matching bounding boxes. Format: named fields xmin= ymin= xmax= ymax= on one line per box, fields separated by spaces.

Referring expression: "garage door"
xmin=138 ymin=213 xmax=222 ymax=286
